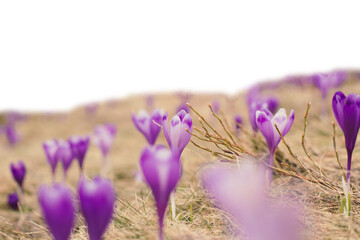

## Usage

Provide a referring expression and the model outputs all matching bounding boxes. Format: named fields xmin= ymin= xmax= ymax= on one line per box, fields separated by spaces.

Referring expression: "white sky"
xmin=0 ymin=0 xmax=359 ymax=112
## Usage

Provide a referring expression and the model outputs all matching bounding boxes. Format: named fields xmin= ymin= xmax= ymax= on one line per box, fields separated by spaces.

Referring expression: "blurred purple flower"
xmin=140 ymin=145 xmax=181 ymax=240
xmin=85 ymin=103 xmax=98 ymax=115
xmin=78 ymin=176 xmax=115 ymax=240
xmin=256 ymin=108 xmax=294 ymax=182
xmin=38 ymin=183 xmax=75 ymax=240
xmin=69 ymin=135 xmax=90 ymax=171
xmin=8 ymin=192 xmax=19 ymax=210
xmin=313 ymin=71 xmax=347 ymax=99
xmin=10 ymin=160 xmax=26 ymax=189
xmin=92 ymin=124 xmax=117 ymax=158
xmin=202 ymin=163 xmax=302 ymax=240
xmin=132 ymin=109 xmax=164 ymax=145
xmin=176 ymin=102 xmax=190 ymax=114
xmin=145 ymin=95 xmax=154 ymax=109
xmin=162 ymin=110 xmax=192 ymax=158
xmin=234 ymin=114 xmax=243 ymax=135
xmin=211 ymin=100 xmax=220 ymax=114
xmin=56 ymin=140 xmax=75 ymax=179
xmin=5 ymin=124 xmax=21 ymax=145
xmin=43 ymin=139 xmax=59 ymax=177
xmin=332 ymin=91 xmax=360 ymax=182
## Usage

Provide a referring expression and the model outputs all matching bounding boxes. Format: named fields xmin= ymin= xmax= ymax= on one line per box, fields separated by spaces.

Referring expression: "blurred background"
xmin=0 ymin=0 xmax=359 ymax=111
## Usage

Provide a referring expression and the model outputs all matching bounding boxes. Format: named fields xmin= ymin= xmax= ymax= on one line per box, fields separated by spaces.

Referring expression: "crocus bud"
xmin=313 ymin=71 xmax=347 ymax=99
xmin=68 ymin=136 xmax=90 ymax=171
xmin=332 ymin=91 xmax=360 ymax=182
xmin=132 ymin=109 xmax=164 ymax=145
xmin=38 ymin=183 xmax=75 ymax=240
xmin=43 ymin=139 xmax=59 ymax=176
xmin=8 ymin=192 xmax=19 ymax=210
xmin=78 ymin=176 xmax=116 ymax=240
xmin=5 ymin=124 xmax=21 ymax=145
xmin=56 ymin=140 xmax=74 ymax=179
xmin=140 ymin=145 xmax=181 ymax=240
xmin=92 ymin=124 xmax=117 ymax=158
xmin=256 ymin=108 xmax=294 ymax=183
xmin=162 ymin=110 xmax=192 ymax=158
xmin=10 ymin=160 xmax=26 ymax=189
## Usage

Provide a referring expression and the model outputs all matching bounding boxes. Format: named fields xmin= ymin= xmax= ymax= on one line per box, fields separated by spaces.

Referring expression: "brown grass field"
xmin=1 ymin=73 xmax=360 ymax=239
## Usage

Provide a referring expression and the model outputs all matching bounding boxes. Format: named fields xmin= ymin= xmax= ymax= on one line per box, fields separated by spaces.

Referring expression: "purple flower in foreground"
xmin=10 ymin=160 xmax=26 ymax=189
xmin=140 ymin=145 xmax=181 ymax=240
xmin=43 ymin=139 xmax=59 ymax=177
xmin=8 ymin=192 xmax=19 ymax=210
xmin=202 ymin=163 xmax=302 ymax=240
xmin=162 ymin=110 xmax=192 ymax=158
xmin=5 ymin=124 xmax=21 ymax=145
xmin=256 ymin=108 xmax=294 ymax=183
xmin=38 ymin=183 xmax=75 ymax=240
xmin=93 ymin=124 xmax=117 ymax=158
xmin=69 ymin=135 xmax=90 ymax=171
xmin=332 ymin=91 xmax=360 ymax=182
xmin=56 ymin=140 xmax=74 ymax=178
xmin=78 ymin=176 xmax=115 ymax=240
xmin=132 ymin=109 xmax=164 ymax=145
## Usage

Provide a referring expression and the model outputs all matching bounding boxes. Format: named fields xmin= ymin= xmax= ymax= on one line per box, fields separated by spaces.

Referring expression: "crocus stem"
xmin=170 ymin=191 xmax=176 ymax=220
xmin=101 ymin=156 xmax=109 ymax=177
xmin=158 ymin=223 xmax=163 ymax=240
xmin=347 ymin=151 xmax=352 ymax=186
xmin=266 ymin=152 xmax=274 ymax=186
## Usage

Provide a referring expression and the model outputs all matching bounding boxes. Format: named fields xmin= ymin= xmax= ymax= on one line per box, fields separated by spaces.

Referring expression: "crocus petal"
xmin=332 ymin=91 xmax=346 ymax=131
xmin=256 ymin=111 xmax=276 ymax=152
xmin=282 ymin=110 xmax=295 ymax=136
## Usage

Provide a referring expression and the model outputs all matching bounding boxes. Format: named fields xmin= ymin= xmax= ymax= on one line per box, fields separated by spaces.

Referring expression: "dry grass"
xmin=1 ymin=73 xmax=360 ymax=239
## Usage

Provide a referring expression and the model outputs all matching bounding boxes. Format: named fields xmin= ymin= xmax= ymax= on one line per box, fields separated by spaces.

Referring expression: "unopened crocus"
xmin=5 ymin=124 xmax=21 ymax=145
xmin=93 ymin=124 xmax=117 ymax=158
xmin=10 ymin=160 xmax=26 ymax=189
xmin=69 ymin=135 xmax=90 ymax=172
xmin=8 ymin=192 xmax=19 ymax=210
xmin=140 ymin=145 xmax=181 ymax=240
xmin=162 ymin=110 xmax=192 ymax=158
xmin=132 ymin=109 xmax=164 ymax=145
xmin=43 ymin=139 xmax=59 ymax=180
xmin=56 ymin=140 xmax=74 ymax=180
xmin=256 ymin=108 xmax=294 ymax=183
xmin=332 ymin=91 xmax=360 ymax=183
xmin=78 ymin=176 xmax=116 ymax=240
xmin=38 ymin=183 xmax=75 ymax=240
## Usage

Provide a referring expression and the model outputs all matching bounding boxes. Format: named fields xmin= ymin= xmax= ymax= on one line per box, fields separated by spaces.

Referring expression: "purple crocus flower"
xmin=5 ymin=124 xmax=21 ymax=145
xmin=43 ymin=139 xmax=59 ymax=178
xmin=38 ymin=183 xmax=75 ymax=240
xmin=8 ymin=192 xmax=19 ymax=210
xmin=313 ymin=71 xmax=347 ymax=99
xmin=10 ymin=160 xmax=26 ymax=189
xmin=176 ymin=102 xmax=190 ymax=114
xmin=132 ymin=109 xmax=164 ymax=145
xmin=85 ymin=103 xmax=98 ymax=115
xmin=68 ymin=135 xmax=90 ymax=171
xmin=92 ymin=124 xmax=117 ymax=158
xmin=211 ymin=100 xmax=220 ymax=114
xmin=256 ymin=108 xmax=295 ymax=183
xmin=248 ymin=96 xmax=279 ymax=132
xmin=162 ymin=110 xmax=192 ymax=158
xmin=234 ymin=114 xmax=243 ymax=135
xmin=140 ymin=145 xmax=181 ymax=240
xmin=332 ymin=91 xmax=360 ymax=183
xmin=56 ymin=140 xmax=75 ymax=179
xmin=78 ymin=176 xmax=115 ymax=240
